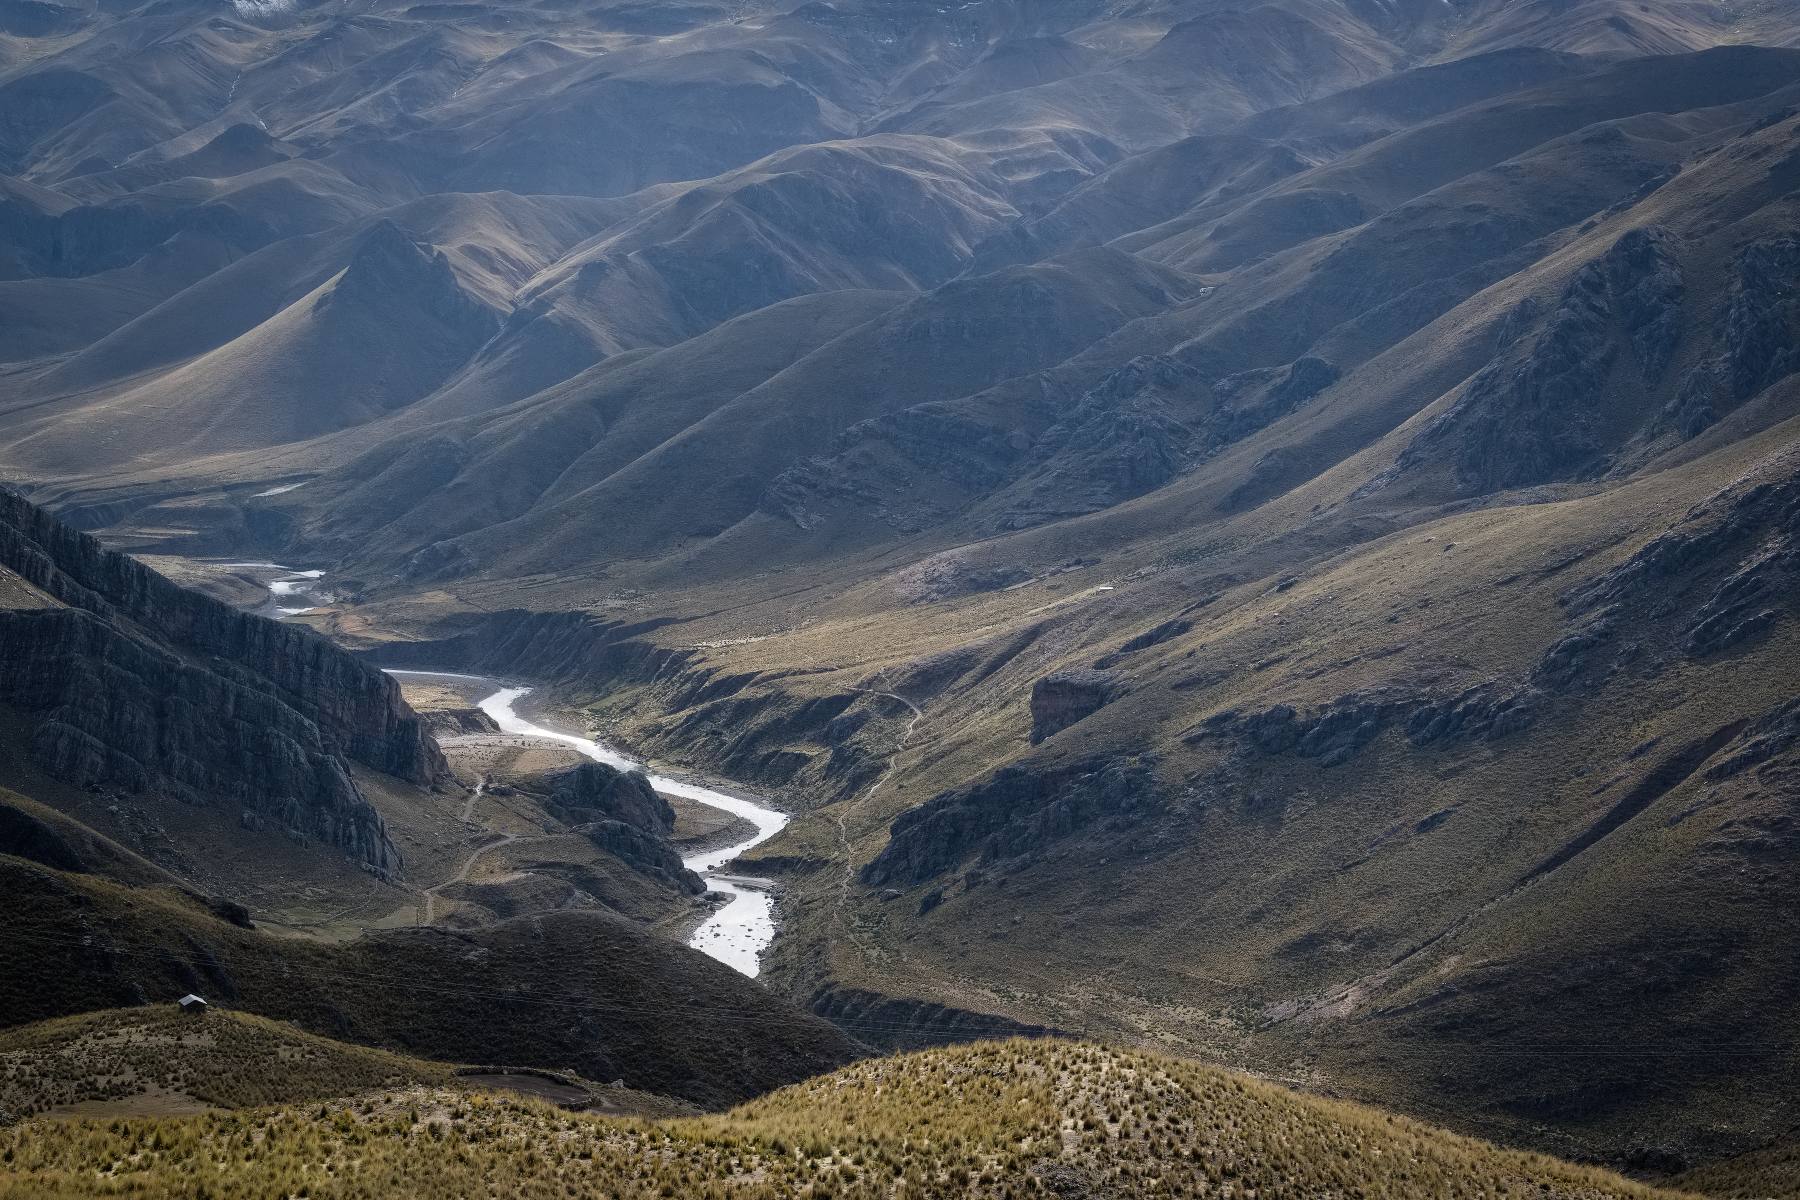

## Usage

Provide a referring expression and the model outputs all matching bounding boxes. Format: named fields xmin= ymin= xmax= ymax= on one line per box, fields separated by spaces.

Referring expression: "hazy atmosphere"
xmin=2 ymin=0 xmax=1799 ymax=1195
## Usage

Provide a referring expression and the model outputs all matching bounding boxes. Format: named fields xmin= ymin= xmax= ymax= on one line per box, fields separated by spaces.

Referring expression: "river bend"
xmin=233 ymin=564 xmax=788 ymax=976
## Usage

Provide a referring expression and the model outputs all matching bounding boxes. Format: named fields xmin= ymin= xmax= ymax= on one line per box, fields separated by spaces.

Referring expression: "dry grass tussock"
xmin=0 ymin=1038 xmax=1706 ymax=1199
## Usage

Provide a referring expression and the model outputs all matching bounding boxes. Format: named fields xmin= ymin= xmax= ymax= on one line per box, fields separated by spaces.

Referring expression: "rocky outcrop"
xmin=894 ymin=550 xmax=1031 ymax=604
xmin=1531 ymin=613 xmax=1624 ymax=690
xmin=1094 ymin=617 xmax=1193 ymax=669
xmin=764 ymin=404 xmax=1029 ymax=533
xmin=1429 ymin=258 xmax=1614 ymax=491
xmin=1601 ymin=225 xmax=1686 ymax=381
xmin=548 ymin=761 xmax=676 ymax=836
xmin=544 ymin=762 xmax=701 ymax=893
xmin=1723 ymin=236 xmax=1800 ymax=402
xmin=422 ymin=706 xmax=499 ymax=737
xmin=1662 ymin=362 xmax=1723 ymax=439
xmin=1665 ymin=235 xmax=1800 ymax=437
xmin=1192 ymin=690 xmax=1408 ymax=767
xmin=1405 ymin=683 xmax=1541 ymax=742
xmin=999 ymin=356 xmax=1202 ymax=527
xmin=1029 ymin=669 xmax=1118 ymax=743
xmin=1684 ymin=575 xmax=1784 ymax=656
xmin=996 ymin=353 xmax=1337 ymax=529
xmin=1208 ymin=355 xmax=1340 ymax=439
xmin=573 ymin=820 xmax=704 ymax=895
xmin=1703 ymin=698 xmax=1800 ymax=785
xmin=0 ymin=490 xmax=445 ymax=873
xmin=1405 ymin=226 xmax=1684 ymax=492
xmin=1192 ymin=683 xmax=1540 ymax=765
xmin=770 ymin=347 xmax=1337 ymax=537
xmin=1562 ymin=462 xmax=1799 ymax=659
xmin=861 ymin=757 xmax=1155 ymax=887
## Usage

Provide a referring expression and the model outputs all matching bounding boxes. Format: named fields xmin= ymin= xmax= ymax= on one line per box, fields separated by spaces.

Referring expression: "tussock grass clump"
xmin=0 ymin=1039 xmax=1704 ymax=1199
xmin=0 ymin=1008 xmax=449 ymax=1124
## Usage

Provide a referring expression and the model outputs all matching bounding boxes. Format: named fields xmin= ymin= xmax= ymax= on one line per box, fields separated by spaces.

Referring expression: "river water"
xmin=409 ymin=675 xmax=790 ymax=978
xmin=231 ymin=564 xmax=789 ymax=977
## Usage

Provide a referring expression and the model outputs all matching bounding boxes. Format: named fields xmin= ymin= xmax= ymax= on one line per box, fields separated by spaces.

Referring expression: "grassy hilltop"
xmin=0 ymin=1032 xmax=1714 ymax=1200
xmin=0 ymin=1008 xmax=451 ymax=1125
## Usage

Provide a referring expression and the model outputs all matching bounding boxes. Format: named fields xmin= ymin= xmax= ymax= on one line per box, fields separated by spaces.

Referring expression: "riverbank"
xmin=202 ymin=560 xmax=797 ymax=978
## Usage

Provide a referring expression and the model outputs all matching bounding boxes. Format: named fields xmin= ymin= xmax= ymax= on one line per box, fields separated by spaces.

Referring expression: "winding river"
xmin=234 ymin=565 xmax=790 ymax=977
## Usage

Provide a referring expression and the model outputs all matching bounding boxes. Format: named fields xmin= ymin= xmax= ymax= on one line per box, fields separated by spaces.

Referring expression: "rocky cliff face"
xmin=549 ymin=761 xmax=676 ymax=835
xmin=1667 ymin=235 xmax=1800 ymax=436
xmin=547 ymin=762 xmax=703 ymax=894
xmin=1403 ymin=226 xmax=1686 ymax=493
xmin=0 ymin=490 xmax=445 ymax=874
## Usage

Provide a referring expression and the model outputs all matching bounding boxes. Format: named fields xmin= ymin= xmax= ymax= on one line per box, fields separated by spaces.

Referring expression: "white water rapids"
xmin=232 ymin=563 xmax=789 ymax=976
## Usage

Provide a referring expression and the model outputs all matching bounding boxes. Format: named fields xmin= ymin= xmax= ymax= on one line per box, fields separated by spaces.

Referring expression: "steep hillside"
xmin=0 ymin=497 xmax=719 ymax=961
xmin=0 ymin=1040 xmax=1704 ymax=1199
xmin=0 ymin=851 xmax=861 ymax=1109
xmin=0 ymin=488 xmax=441 ymax=877
xmin=1679 ymin=1134 xmax=1800 ymax=1199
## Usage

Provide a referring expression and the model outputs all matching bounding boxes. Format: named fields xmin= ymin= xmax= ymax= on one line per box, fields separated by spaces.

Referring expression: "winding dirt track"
xmin=421 ymin=833 xmax=529 ymax=926
xmin=459 ymin=775 xmax=487 ymax=824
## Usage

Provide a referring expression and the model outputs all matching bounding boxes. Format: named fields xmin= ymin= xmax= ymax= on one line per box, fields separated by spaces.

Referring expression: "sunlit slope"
xmin=0 ymin=1007 xmax=450 ymax=1124
xmin=0 ymin=1040 xmax=1703 ymax=1200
